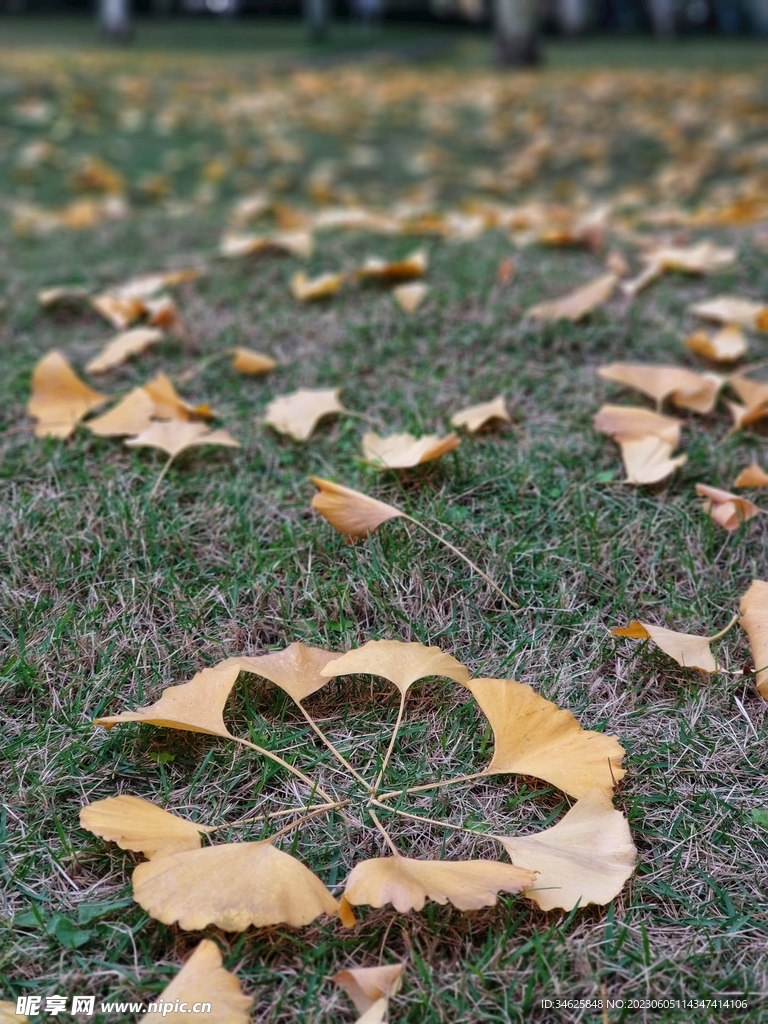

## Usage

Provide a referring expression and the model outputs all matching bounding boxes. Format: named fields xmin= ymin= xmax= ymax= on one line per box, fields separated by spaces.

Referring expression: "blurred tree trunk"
xmin=304 ymin=0 xmax=330 ymax=40
xmin=494 ymin=0 xmax=540 ymax=66
xmin=100 ymin=0 xmax=132 ymax=42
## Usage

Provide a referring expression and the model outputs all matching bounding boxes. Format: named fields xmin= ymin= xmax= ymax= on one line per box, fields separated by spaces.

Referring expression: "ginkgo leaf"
xmin=321 ymin=638 xmax=469 ymax=695
xmin=358 ymin=248 xmax=427 ymax=281
xmin=86 ymin=327 xmax=165 ymax=374
xmin=145 ymin=295 xmax=184 ymax=337
xmin=290 ymin=270 xmax=345 ymax=301
xmin=464 ymin=677 xmax=625 ymax=798
xmin=617 ymin=435 xmax=687 ymax=485
xmin=331 ymin=963 xmax=405 ymax=1016
xmin=622 ymin=241 xmax=736 ymax=298
xmin=28 ymin=351 xmax=108 ymax=438
xmin=125 ymin=420 xmax=240 ymax=459
xmin=696 ymin=483 xmax=762 ymax=531
xmin=80 ymin=795 xmax=211 ymax=859
xmin=597 ymin=364 xmax=722 ymax=414
xmin=355 ymin=998 xmax=388 ymax=1024
xmin=393 ymin=282 xmax=428 ymax=312
xmin=734 ymin=463 xmax=768 ymax=488
xmin=495 ymin=789 xmax=636 ymax=911
xmin=593 ymin=405 xmax=683 ymax=447
xmin=450 ymin=396 xmax=510 ymax=433
xmin=728 ymin=375 xmax=768 ymax=409
xmin=220 ymin=230 xmax=313 ymax=260
xmin=90 ymin=293 xmax=146 ymax=330
xmin=95 ymin=662 xmax=241 ymax=737
xmin=144 ymin=373 xmax=215 ymax=421
xmin=140 ymin=940 xmax=252 ymax=1023
xmin=727 ymin=401 xmax=768 ymax=432
xmin=310 ymin=477 xmax=404 ymax=539
xmin=38 ymin=285 xmax=90 ymax=309
xmin=527 ymin=272 xmax=616 ymax=323
xmin=264 ymin=388 xmax=345 ymax=441
xmin=234 ymin=642 xmax=342 ymax=704
xmin=362 ymin=431 xmax=460 ymax=470
xmin=686 ymin=326 xmax=747 ymax=364
xmin=110 ymin=268 xmax=202 ymax=302
xmin=0 ymin=1001 xmax=26 ymax=1023
xmin=690 ymin=296 xmax=768 ymax=331
xmin=739 ymin=580 xmax=768 ymax=699
xmin=611 ymin=621 xmax=716 ymax=671
xmin=133 ymin=841 xmax=339 ymax=929
xmin=86 ymin=387 xmax=156 ymax=437
xmin=342 ymin=855 xmax=535 ymax=913
xmin=230 ymin=348 xmax=276 ymax=375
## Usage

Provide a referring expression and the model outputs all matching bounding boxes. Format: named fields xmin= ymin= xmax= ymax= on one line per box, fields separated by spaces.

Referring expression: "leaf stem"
xmin=267 ymin=802 xmax=349 ymax=843
xmin=174 ymin=350 xmax=231 ymax=385
xmin=377 ymin=771 xmax=488 ymax=802
xmin=297 ymin=704 xmax=373 ymax=791
xmin=208 ymin=800 xmax=342 ymax=832
xmin=707 ymin=612 xmax=740 ymax=643
xmin=231 ymin=735 xmax=337 ymax=807
xmin=368 ymin=809 xmax=400 ymax=856
xmin=150 ymin=454 xmax=176 ymax=499
xmin=372 ymin=691 xmax=406 ymax=796
xmin=370 ymin=799 xmax=492 ymax=840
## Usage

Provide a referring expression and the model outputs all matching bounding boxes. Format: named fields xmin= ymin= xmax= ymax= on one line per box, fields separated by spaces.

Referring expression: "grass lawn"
xmin=1 ymin=21 xmax=767 ymax=1024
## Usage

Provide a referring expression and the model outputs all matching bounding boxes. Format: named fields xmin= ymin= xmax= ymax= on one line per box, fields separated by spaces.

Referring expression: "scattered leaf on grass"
xmin=622 ymin=241 xmax=736 ymax=298
xmin=220 ymin=230 xmax=313 ymax=260
xmin=264 ymin=387 xmax=345 ymax=441
xmin=86 ymin=387 xmax=157 ymax=437
xmin=393 ymin=282 xmax=428 ymax=312
xmin=495 ymin=789 xmax=636 ymax=911
xmin=144 ymin=373 xmax=215 ymax=421
xmin=86 ymin=327 xmax=165 ymax=374
xmin=450 ymin=396 xmax=510 ymax=433
xmin=464 ymin=677 xmax=625 ymax=798
xmin=611 ymin=621 xmax=717 ymax=671
xmin=290 ymin=270 xmax=345 ymax=301
xmin=593 ymin=405 xmax=683 ymax=446
xmin=321 ymin=639 xmax=469 ymax=694
xmin=28 ymin=351 xmax=107 ymax=438
xmin=80 ymin=795 xmax=211 ymax=860
xmin=362 ymin=431 xmax=460 ymax=469
xmin=331 ymin=964 xmax=405 ymax=1017
xmin=310 ymin=477 xmax=404 ymax=539
xmin=133 ymin=842 xmax=339 ymax=930
xmin=696 ymin=483 xmax=762 ymax=531
xmin=690 ymin=295 xmax=768 ymax=331
xmin=616 ymin=435 xmax=688 ymax=486
xmin=739 ymin=579 xmax=768 ymax=699
xmin=597 ymin=363 xmax=722 ymax=414
xmin=358 ymin=248 xmax=427 ymax=282
xmin=230 ymin=348 xmax=276 ymax=375
xmin=140 ymin=939 xmax=252 ymax=1023
xmin=734 ymin=463 xmax=768 ymax=488
xmin=686 ymin=325 xmax=748 ymax=364
xmin=342 ymin=855 xmax=535 ymax=913
xmin=593 ymin=405 xmax=686 ymax=485
xmin=234 ymin=642 xmax=342 ymax=704
xmin=125 ymin=420 xmax=240 ymax=459
xmin=354 ymin=999 xmax=388 ymax=1024
xmin=527 ymin=272 xmax=616 ymax=323
xmin=38 ymin=285 xmax=90 ymax=309
xmin=89 ymin=293 xmax=145 ymax=331
xmin=0 ymin=1003 xmax=26 ymax=1023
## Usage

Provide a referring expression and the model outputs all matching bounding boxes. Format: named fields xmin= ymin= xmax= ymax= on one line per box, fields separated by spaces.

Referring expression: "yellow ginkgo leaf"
xmin=495 ymin=789 xmax=636 ymax=911
xmin=739 ymin=579 xmax=768 ymax=699
xmin=696 ymin=483 xmax=762 ymax=531
xmin=230 ymin=348 xmax=276 ymax=375
xmin=86 ymin=327 xmax=165 ymax=374
xmin=310 ymin=477 xmax=404 ymax=539
xmin=264 ymin=387 xmax=345 ymax=441
xmin=331 ymin=963 xmax=405 ymax=1016
xmin=234 ymin=642 xmax=342 ymax=704
xmin=290 ymin=270 xmax=345 ymax=301
xmin=145 ymin=295 xmax=185 ymax=337
xmin=0 ymin=1001 xmax=26 ymax=1023
xmin=611 ymin=621 xmax=717 ymax=671
xmin=321 ymin=639 xmax=469 ymax=695
xmin=622 ymin=241 xmax=736 ymax=298
xmin=144 ymin=373 xmax=215 ymax=421
xmin=110 ymin=268 xmax=202 ymax=302
xmin=95 ymin=662 xmax=241 ymax=738
xmin=728 ymin=375 xmax=768 ymax=409
xmin=593 ymin=405 xmax=683 ymax=447
xmin=38 ymin=285 xmax=90 ymax=309
xmin=393 ymin=282 xmax=428 ymax=312
xmin=527 ymin=272 xmax=616 ymax=323
xmin=125 ymin=420 xmax=240 ymax=459
xmin=734 ymin=463 xmax=768 ymax=488
xmin=464 ymin=677 xmax=625 ymax=798
xmin=133 ymin=841 xmax=339 ymax=930
xmin=342 ymin=855 xmax=535 ymax=913
xmin=28 ymin=350 xmax=108 ymax=439
xmin=727 ymin=401 xmax=768 ymax=432
xmin=686 ymin=325 xmax=748 ymax=364
xmin=690 ymin=295 xmax=768 ymax=331
xmin=362 ymin=431 xmax=460 ymax=470
xmin=597 ymin=364 xmax=722 ymax=414
xmin=358 ymin=248 xmax=427 ymax=282
xmin=450 ymin=396 xmax=510 ymax=433
xmin=90 ymin=293 xmax=146 ymax=330
xmin=355 ymin=998 xmax=388 ymax=1024
xmin=87 ymin=387 xmax=156 ymax=437
xmin=140 ymin=940 xmax=252 ymax=1023
xmin=80 ymin=795 xmax=211 ymax=859
xmin=616 ymin=435 xmax=687 ymax=486
xmin=219 ymin=230 xmax=313 ymax=260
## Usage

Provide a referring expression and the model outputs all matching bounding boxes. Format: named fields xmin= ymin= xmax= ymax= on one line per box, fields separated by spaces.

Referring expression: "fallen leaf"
xmin=0 ymin=1003 xmax=26 ymax=1023
xmin=393 ymin=282 xmax=428 ymax=312
xmin=597 ymin=363 xmax=722 ymax=414
xmin=133 ymin=841 xmax=339 ymax=929
xmin=264 ymin=387 xmax=345 ymax=441
xmin=80 ymin=795 xmax=211 ymax=860
xmin=90 ymin=293 xmax=146 ymax=330
xmin=230 ymin=348 xmax=276 ymax=375
xmin=321 ymin=639 xmax=469 ymax=695
xmin=220 ymin=230 xmax=313 ymax=260
xmin=527 ymin=272 xmax=616 ymax=323
xmin=290 ymin=270 xmax=345 ymax=301
xmin=95 ymin=662 xmax=242 ymax=738
xmin=690 ymin=295 xmax=768 ymax=331
xmin=696 ymin=483 xmax=762 ymax=531
xmin=616 ymin=435 xmax=688 ymax=486
xmin=611 ymin=621 xmax=717 ymax=671
xmin=144 ymin=373 xmax=215 ymax=421
xmin=145 ymin=295 xmax=185 ymax=337
xmin=358 ymin=248 xmax=427 ymax=282
xmin=739 ymin=580 xmax=768 ymax=699
xmin=140 ymin=939 xmax=252 ymax=1023
xmin=111 ymin=268 xmax=202 ymax=302
xmin=354 ymin=999 xmax=388 ymax=1024
xmin=686 ymin=326 xmax=748 ymax=364
xmin=728 ymin=375 xmax=768 ymax=409
xmin=605 ymin=250 xmax=630 ymax=277
xmin=28 ymin=351 xmax=107 ymax=438
xmin=622 ymin=241 xmax=736 ymax=298
xmin=495 ymin=789 xmax=636 ymax=911
xmin=362 ymin=431 xmax=460 ymax=470
xmin=125 ymin=420 xmax=240 ymax=459
xmin=310 ymin=477 xmax=404 ymax=539
xmin=331 ymin=963 xmax=405 ymax=1016
xmin=234 ymin=643 xmax=342 ymax=704
xmin=734 ymin=463 xmax=768 ymax=488
xmin=593 ymin=405 xmax=683 ymax=447
xmin=86 ymin=327 xmax=165 ymax=374
xmin=450 ymin=396 xmax=510 ymax=433
xmin=86 ymin=387 xmax=157 ymax=437
xmin=496 ymin=257 xmax=516 ymax=284
xmin=464 ymin=677 xmax=625 ymax=798
xmin=342 ymin=855 xmax=535 ymax=913
xmin=38 ymin=285 xmax=90 ymax=310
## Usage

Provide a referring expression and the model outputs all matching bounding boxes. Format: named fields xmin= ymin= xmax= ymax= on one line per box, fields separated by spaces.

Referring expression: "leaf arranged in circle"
xmin=321 ymin=638 xmax=469 ymax=695
xmin=139 ymin=939 xmax=252 ymax=1023
xmin=234 ymin=642 xmax=342 ymax=704
xmin=80 ymin=795 xmax=212 ymax=860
